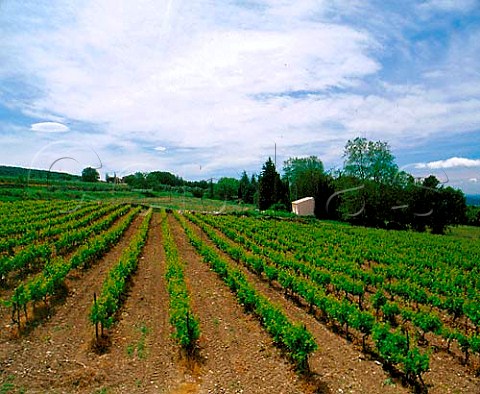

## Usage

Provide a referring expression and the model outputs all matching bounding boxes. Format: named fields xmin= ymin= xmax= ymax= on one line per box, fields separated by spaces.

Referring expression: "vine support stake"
xmin=94 ymin=292 xmax=98 ymax=341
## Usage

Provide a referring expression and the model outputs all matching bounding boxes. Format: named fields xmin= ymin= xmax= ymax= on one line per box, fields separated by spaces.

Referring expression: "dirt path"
xmin=103 ymin=212 xmax=191 ymax=393
xmin=168 ymin=214 xmax=310 ymax=394
xmin=0 ymin=212 xmax=145 ymax=392
xmin=184 ymin=217 xmax=413 ymax=394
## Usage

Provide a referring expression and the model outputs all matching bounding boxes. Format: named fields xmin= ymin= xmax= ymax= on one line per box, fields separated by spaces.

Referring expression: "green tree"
xmin=208 ymin=178 xmax=214 ymax=199
xmin=466 ymin=206 xmax=480 ymax=226
xmin=314 ymin=174 xmax=338 ymax=219
xmin=337 ymin=137 xmax=400 ymax=227
xmin=238 ymin=171 xmax=256 ymax=204
xmin=215 ymin=177 xmax=239 ymax=200
xmin=406 ymin=177 xmax=432 ymax=232
xmin=436 ymin=186 xmax=467 ymax=231
xmin=146 ymin=171 xmax=183 ymax=189
xmin=123 ymin=172 xmax=147 ymax=189
xmin=343 ymin=137 xmax=398 ymax=184
xmin=251 ymin=174 xmax=259 ymax=206
xmin=282 ymin=156 xmax=338 ymax=219
xmin=81 ymin=167 xmax=100 ymax=182
xmin=258 ymin=158 xmax=288 ymax=210
xmin=412 ymin=177 xmax=466 ymax=234
xmin=283 ymin=156 xmax=324 ymax=201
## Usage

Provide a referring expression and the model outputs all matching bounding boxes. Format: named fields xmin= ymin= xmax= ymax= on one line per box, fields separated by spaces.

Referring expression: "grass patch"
xmin=126 ymin=323 xmax=150 ymax=360
xmin=446 ymin=225 xmax=480 ymax=240
xmin=126 ymin=343 xmax=135 ymax=358
xmin=0 ymin=375 xmax=15 ymax=394
xmin=0 ymin=183 xmax=254 ymax=213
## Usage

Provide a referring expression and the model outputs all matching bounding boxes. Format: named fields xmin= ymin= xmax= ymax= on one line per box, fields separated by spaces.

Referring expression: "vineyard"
xmin=0 ymin=200 xmax=479 ymax=393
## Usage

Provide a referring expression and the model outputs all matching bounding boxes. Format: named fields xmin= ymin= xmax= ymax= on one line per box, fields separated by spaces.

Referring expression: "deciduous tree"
xmin=81 ymin=167 xmax=100 ymax=182
xmin=283 ymin=156 xmax=324 ymax=201
xmin=215 ymin=177 xmax=239 ymax=201
xmin=343 ymin=137 xmax=398 ymax=184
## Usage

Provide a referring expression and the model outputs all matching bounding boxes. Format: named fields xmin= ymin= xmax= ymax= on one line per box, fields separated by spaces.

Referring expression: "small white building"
xmin=292 ymin=197 xmax=315 ymax=216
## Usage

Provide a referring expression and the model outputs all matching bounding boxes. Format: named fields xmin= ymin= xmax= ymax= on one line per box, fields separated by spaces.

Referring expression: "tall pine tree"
xmin=258 ymin=158 xmax=289 ymax=210
xmin=238 ymin=170 xmax=256 ymax=204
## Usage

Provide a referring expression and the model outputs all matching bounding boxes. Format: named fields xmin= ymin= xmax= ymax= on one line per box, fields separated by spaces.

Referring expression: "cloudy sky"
xmin=1 ymin=0 xmax=479 ymax=193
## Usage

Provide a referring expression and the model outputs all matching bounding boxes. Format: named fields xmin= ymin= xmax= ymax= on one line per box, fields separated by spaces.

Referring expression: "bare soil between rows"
xmin=168 ymin=214 xmax=308 ymax=394
xmin=0 ymin=211 xmax=145 ymax=392
xmin=184 ymin=215 xmax=480 ymax=394
xmin=1 ymin=211 xmax=478 ymax=393
xmin=0 ymin=212 xmax=307 ymax=393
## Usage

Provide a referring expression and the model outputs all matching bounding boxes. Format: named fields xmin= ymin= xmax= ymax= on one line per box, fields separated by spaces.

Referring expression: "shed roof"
xmin=292 ymin=197 xmax=314 ymax=204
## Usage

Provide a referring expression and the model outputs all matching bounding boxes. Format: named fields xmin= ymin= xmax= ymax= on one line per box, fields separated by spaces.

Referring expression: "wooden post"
xmin=186 ymin=311 xmax=191 ymax=354
xmin=94 ymin=292 xmax=98 ymax=340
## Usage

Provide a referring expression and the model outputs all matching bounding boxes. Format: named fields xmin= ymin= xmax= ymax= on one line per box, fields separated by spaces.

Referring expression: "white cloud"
xmin=417 ymin=0 xmax=478 ymax=13
xmin=30 ymin=122 xmax=69 ymax=133
xmin=2 ymin=0 xmax=381 ymax=173
xmin=415 ymin=157 xmax=480 ymax=169
xmin=470 ymin=178 xmax=478 ymax=183
xmin=1 ymin=0 xmax=479 ymax=183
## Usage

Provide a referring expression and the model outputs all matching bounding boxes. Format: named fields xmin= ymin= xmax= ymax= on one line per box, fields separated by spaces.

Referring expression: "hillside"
xmin=0 ymin=165 xmax=82 ymax=182
xmin=466 ymin=194 xmax=480 ymax=206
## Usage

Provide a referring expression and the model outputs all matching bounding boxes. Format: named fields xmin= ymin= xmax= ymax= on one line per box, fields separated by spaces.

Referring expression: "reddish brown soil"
xmin=168 ymin=214 xmax=308 ymax=394
xmin=185 ymin=217 xmax=480 ymax=394
xmin=100 ymin=212 xmax=192 ymax=393
xmin=1 ymin=211 xmax=478 ymax=393
xmin=0 ymin=205 xmax=132 ymax=308
xmin=0 ymin=212 xmax=146 ymax=392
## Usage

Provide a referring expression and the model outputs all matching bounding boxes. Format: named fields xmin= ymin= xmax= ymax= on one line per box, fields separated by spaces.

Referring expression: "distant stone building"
xmin=106 ymin=173 xmax=121 ymax=184
xmin=292 ymin=197 xmax=315 ymax=216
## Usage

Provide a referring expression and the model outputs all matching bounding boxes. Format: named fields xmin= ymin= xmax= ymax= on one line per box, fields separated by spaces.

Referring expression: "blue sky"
xmin=0 ymin=0 xmax=479 ymax=193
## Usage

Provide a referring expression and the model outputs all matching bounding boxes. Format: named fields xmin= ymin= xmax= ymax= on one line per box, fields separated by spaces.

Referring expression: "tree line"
xmin=80 ymin=136 xmax=474 ymax=233
xmin=255 ymin=137 xmax=468 ymax=234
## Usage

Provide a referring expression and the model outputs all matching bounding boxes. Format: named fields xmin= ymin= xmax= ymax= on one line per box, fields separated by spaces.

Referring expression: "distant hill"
xmin=466 ymin=194 xmax=480 ymax=206
xmin=0 ymin=165 xmax=81 ymax=182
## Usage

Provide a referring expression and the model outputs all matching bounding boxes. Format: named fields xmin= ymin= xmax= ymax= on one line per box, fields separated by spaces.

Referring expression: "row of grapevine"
xmin=285 ymin=221 xmax=480 ymax=362
xmin=201 ymin=218 xmax=429 ymax=322
xmin=186 ymin=213 xmax=433 ymax=383
xmin=206 ymin=214 xmax=479 ymax=336
xmin=5 ymin=206 xmax=141 ymax=327
xmin=0 ymin=199 xmax=74 ymax=218
xmin=0 ymin=202 xmax=112 ymax=255
xmin=0 ymin=204 xmax=131 ymax=280
xmin=174 ymin=212 xmax=318 ymax=371
xmin=0 ymin=200 xmax=80 ymax=232
xmin=161 ymin=211 xmax=200 ymax=354
xmin=90 ymin=209 xmax=152 ymax=337
xmin=235 ymin=215 xmax=479 ymax=306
